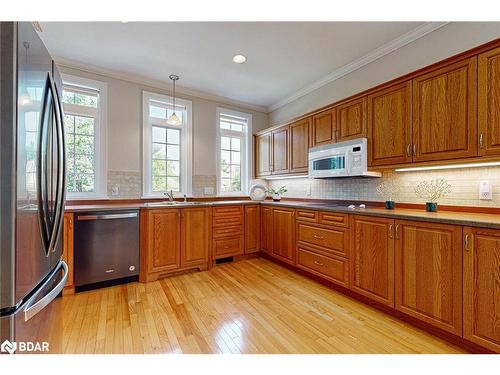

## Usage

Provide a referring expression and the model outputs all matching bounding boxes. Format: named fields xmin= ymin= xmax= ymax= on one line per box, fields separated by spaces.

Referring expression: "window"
xmin=143 ymin=91 xmax=192 ymax=197
xmin=216 ymin=108 xmax=252 ymax=195
xmin=62 ymin=75 xmax=107 ymax=198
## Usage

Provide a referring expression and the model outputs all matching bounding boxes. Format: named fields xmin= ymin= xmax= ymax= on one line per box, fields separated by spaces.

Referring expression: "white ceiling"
xmin=39 ymin=22 xmax=432 ymax=111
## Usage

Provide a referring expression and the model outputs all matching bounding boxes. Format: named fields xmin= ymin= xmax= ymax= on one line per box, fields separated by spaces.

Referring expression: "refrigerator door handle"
xmin=23 ymin=261 xmax=68 ymax=322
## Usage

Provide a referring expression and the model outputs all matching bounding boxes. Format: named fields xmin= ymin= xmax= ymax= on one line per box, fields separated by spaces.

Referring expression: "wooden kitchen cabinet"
xmin=412 ymin=57 xmax=477 ymax=162
xmin=368 ymin=81 xmax=413 ymax=166
xmin=260 ymin=206 xmax=273 ymax=254
xmin=289 ymin=117 xmax=311 ymax=173
xmin=181 ymin=207 xmax=210 ymax=267
xmin=336 ymin=96 xmax=367 ymax=142
xmin=212 ymin=205 xmax=244 ymax=259
xmin=271 ymin=125 xmax=290 ymax=175
xmin=350 ymin=215 xmax=395 ymax=307
xmin=244 ymin=205 xmax=261 ymax=254
xmin=395 ymin=220 xmax=463 ymax=335
xmin=272 ymin=207 xmax=295 ymax=264
xmin=478 ymin=46 xmax=500 ymax=156
xmin=463 ymin=227 xmax=500 ymax=352
xmin=312 ymin=108 xmax=336 ymax=146
xmin=255 ymin=132 xmax=272 ymax=177
xmin=63 ymin=212 xmax=74 ymax=292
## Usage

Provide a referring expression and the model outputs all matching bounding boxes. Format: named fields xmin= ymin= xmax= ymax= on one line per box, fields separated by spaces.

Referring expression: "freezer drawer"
xmin=74 ymin=210 xmax=139 ymax=287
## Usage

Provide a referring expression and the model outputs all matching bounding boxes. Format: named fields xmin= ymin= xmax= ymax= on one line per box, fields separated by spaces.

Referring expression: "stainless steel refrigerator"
xmin=0 ymin=22 xmax=68 ymax=354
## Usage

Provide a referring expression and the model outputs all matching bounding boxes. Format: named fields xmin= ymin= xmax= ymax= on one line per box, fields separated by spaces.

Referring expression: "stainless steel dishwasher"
xmin=74 ymin=210 xmax=139 ymax=289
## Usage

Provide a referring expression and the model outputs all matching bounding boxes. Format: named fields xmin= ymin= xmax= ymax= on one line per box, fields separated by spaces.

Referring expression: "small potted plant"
xmin=376 ymin=180 xmax=401 ymax=209
xmin=414 ymin=178 xmax=451 ymax=212
xmin=266 ymin=186 xmax=287 ymax=202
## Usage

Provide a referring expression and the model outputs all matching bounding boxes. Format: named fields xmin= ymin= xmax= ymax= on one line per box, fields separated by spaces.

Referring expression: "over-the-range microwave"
xmin=308 ymin=138 xmax=381 ymax=178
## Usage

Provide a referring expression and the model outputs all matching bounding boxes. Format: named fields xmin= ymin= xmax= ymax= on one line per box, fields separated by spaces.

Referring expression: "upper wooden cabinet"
xmin=289 ymin=117 xmax=311 ymax=173
xmin=336 ymin=96 xmax=367 ymax=142
xmin=255 ymin=132 xmax=271 ymax=177
xmin=244 ymin=205 xmax=261 ymax=254
xmin=271 ymin=126 xmax=290 ymax=175
xmin=412 ymin=57 xmax=478 ymax=162
xmin=478 ymin=46 xmax=500 ymax=156
xmin=463 ymin=227 xmax=500 ymax=352
xmin=312 ymin=108 xmax=336 ymax=146
xmin=368 ymin=82 xmax=413 ymax=166
xmin=181 ymin=207 xmax=210 ymax=267
xmin=395 ymin=220 xmax=463 ymax=335
xmin=350 ymin=215 xmax=395 ymax=307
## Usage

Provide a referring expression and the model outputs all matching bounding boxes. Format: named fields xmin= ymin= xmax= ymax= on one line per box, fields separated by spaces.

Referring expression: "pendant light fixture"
xmin=167 ymin=74 xmax=182 ymax=125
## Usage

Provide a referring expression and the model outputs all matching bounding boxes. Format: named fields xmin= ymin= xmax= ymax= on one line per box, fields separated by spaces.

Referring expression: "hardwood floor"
xmin=60 ymin=258 xmax=465 ymax=354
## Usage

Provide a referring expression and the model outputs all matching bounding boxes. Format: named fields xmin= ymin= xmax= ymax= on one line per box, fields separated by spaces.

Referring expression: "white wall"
xmin=269 ymin=22 xmax=500 ymax=125
xmin=58 ymin=65 xmax=269 ymax=176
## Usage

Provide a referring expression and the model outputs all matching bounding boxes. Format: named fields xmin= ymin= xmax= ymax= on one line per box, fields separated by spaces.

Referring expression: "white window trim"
xmin=142 ymin=91 xmax=192 ymax=198
xmin=61 ymin=74 xmax=108 ymax=199
xmin=216 ymin=107 xmax=252 ymax=196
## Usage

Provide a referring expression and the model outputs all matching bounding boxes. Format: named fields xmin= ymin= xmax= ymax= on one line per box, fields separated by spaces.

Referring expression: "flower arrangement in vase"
xmin=266 ymin=186 xmax=287 ymax=202
xmin=414 ymin=178 xmax=451 ymax=212
xmin=376 ymin=179 xmax=401 ymax=209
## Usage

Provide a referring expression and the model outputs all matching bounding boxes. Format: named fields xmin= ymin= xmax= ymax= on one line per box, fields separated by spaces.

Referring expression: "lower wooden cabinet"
xmin=271 ymin=207 xmax=296 ymax=264
xmin=260 ymin=206 xmax=274 ymax=254
xmin=212 ymin=205 xmax=244 ymax=259
xmin=244 ymin=205 xmax=261 ymax=254
xmin=181 ymin=207 xmax=210 ymax=267
xmin=463 ymin=227 xmax=500 ymax=352
xmin=62 ymin=212 xmax=74 ymax=292
xmin=395 ymin=220 xmax=463 ymax=335
xmin=296 ymin=247 xmax=349 ymax=288
xmin=350 ymin=215 xmax=395 ymax=307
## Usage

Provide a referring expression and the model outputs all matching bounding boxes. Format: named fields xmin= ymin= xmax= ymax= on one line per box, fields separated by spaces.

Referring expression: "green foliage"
xmin=266 ymin=186 xmax=287 ymax=195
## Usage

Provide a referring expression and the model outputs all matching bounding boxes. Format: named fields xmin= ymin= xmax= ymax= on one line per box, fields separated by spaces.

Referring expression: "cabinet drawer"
xmin=297 ymin=247 xmax=349 ymax=287
xmin=297 ymin=223 xmax=349 ymax=257
xmin=319 ymin=211 xmax=348 ymax=227
xmin=214 ymin=237 xmax=243 ymax=258
xmin=213 ymin=225 xmax=242 ymax=238
xmin=212 ymin=206 xmax=243 ymax=226
xmin=296 ymin=209 xmax=318 ymax=223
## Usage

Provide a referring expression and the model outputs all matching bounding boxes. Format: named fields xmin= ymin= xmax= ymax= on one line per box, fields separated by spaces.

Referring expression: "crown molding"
xmin=268 ymin=21 xmax=450 ymax=112
xmin=54 ymin=57 xmax=269 ymax=114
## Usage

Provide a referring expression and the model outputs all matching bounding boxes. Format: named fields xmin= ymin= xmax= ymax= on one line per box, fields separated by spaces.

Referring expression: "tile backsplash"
xmin=268 ymin=166 xmax=500 ymax=207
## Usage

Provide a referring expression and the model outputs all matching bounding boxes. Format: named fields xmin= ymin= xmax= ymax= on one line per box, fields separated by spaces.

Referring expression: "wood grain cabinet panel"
xmin=290 ymin=117 xmax=311 ymax=173
xmin=350 ymin=215 xmax=395 ymax=307
xmin=244 ymin=205 xmax=261 ymax=254
xmin=412 ymin=57 xmax=478 ymax=162
xmin=463 ymin=227 xmax=500 ymax=352
xmin=368 ymin=81 xmax=413 ymax=166
xmin=272 ymin=208 xmax=295 ymax=264
xmin=147 ymin=209 xmax=181 ymax=272
xmin=63 ymin=212 xmax=74 ymax=290
xmin=337 ymin=97 xmax=367 ymax=141
xmin=261 ymin=206 xmax=273 ymax=254
xmin=271 ymin=126 xmax=290 ymax=175
xmin=395 ymin=220 xmax=463 ymax=335
xmin=297 ymin=247 xmax=349 ymax=288
xmin=312 ymin=109 xmax=336 ymax=146
xmin=297 ymin=223 xmax=349 ymax=258
xmin=478 ymin=47 xmax=500 ymax=156
xmin=181 ymin=207 xmax=209 ymax=267
xmin=214 ymin=237 xmax=243 ymax=258
xmin=255 ymin=132 xmax=272 ymax=177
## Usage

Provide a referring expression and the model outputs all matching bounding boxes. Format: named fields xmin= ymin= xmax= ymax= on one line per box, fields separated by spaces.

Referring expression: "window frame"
xmin=61 ymin=74 xmax=108 ymax=199
xmin=142 ymin=91 xmax=192 ymax=198
xmin=216 ymin=107 xmax=252 ymax=196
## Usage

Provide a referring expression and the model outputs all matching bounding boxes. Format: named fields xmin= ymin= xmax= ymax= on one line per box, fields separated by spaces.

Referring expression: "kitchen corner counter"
xmin=261 ymin=201 xmax=500 ymax=230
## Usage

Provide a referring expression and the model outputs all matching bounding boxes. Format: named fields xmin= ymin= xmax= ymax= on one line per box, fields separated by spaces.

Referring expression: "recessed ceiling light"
xmin=232 ymin=54 xmax=247 ymax=64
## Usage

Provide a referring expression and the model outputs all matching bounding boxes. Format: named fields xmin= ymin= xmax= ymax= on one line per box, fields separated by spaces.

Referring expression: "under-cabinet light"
xmin=395 ymin=161 xmax=500 ymax=172
xmin=264 ymin=175 xmax=309 ymax=180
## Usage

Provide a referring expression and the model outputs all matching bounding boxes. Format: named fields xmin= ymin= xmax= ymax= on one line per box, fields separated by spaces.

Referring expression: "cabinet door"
xmin=261 ymin=206 xmax=273 ymax=254
xmin=290 ymin=117 xmax=311 ymax=173
xmin=337 ymin=97 xmax=367 ymax=141
xmin=412 ymin=57 xmax=477 ymax=162
xmin=271 ymin=126 xmax=289 ymax=175
xmin=463 ymin=227 xmax=500 ymax=352
xmin=368 ymin=81 xmax=413 ymax=166
xmin=63 ymin=212 xmax=74 ymax=289
xmin=395 ymin=220 xmax=462 ymax=335
xmin=147 ymin=209 xmax=180 ymax=272
xmin=245 ymin=205 xmax=261 ymax=254
xmin=272 ymin=208 xmax=295 ymax=264
xmin=255 ymin=132 xmax=272 ymax=177
xmin=478 ymin=47 xmax=500 ymax=156
xmin=181 ymin=207 xmax=209 ymax=267
xmin=350 ymin=215 xmax=394 ymax=307
xmin=312 ymin=109 xmax=336 ymax=146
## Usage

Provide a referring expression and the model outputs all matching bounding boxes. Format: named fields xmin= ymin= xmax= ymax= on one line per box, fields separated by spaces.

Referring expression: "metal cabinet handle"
xmin=479 ymin=133 xmax=484 ymax=149
xmin=313 ymin=235 xmax=325 ymax=240
xmin=77 ymin=212 xmax=138 ymax=221
xmin=464 ymin=234 xmax=471 ymax=252
xmin=395 ymin=224 xmax=400 ymax=239
xmin=389 ymin=224 xmax=394 ymax=239
xmin=413 ymin=144 xmax=417 ymax=156
xmin=406 ymin=144 xmax=412 ymax=157
xmin=314 ymin=260 xmax=324 ymax=267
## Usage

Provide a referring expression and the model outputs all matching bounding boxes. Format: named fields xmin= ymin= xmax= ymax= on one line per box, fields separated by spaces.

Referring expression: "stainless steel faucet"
xmin=164 ymin=190 xmax=174 ymax=202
